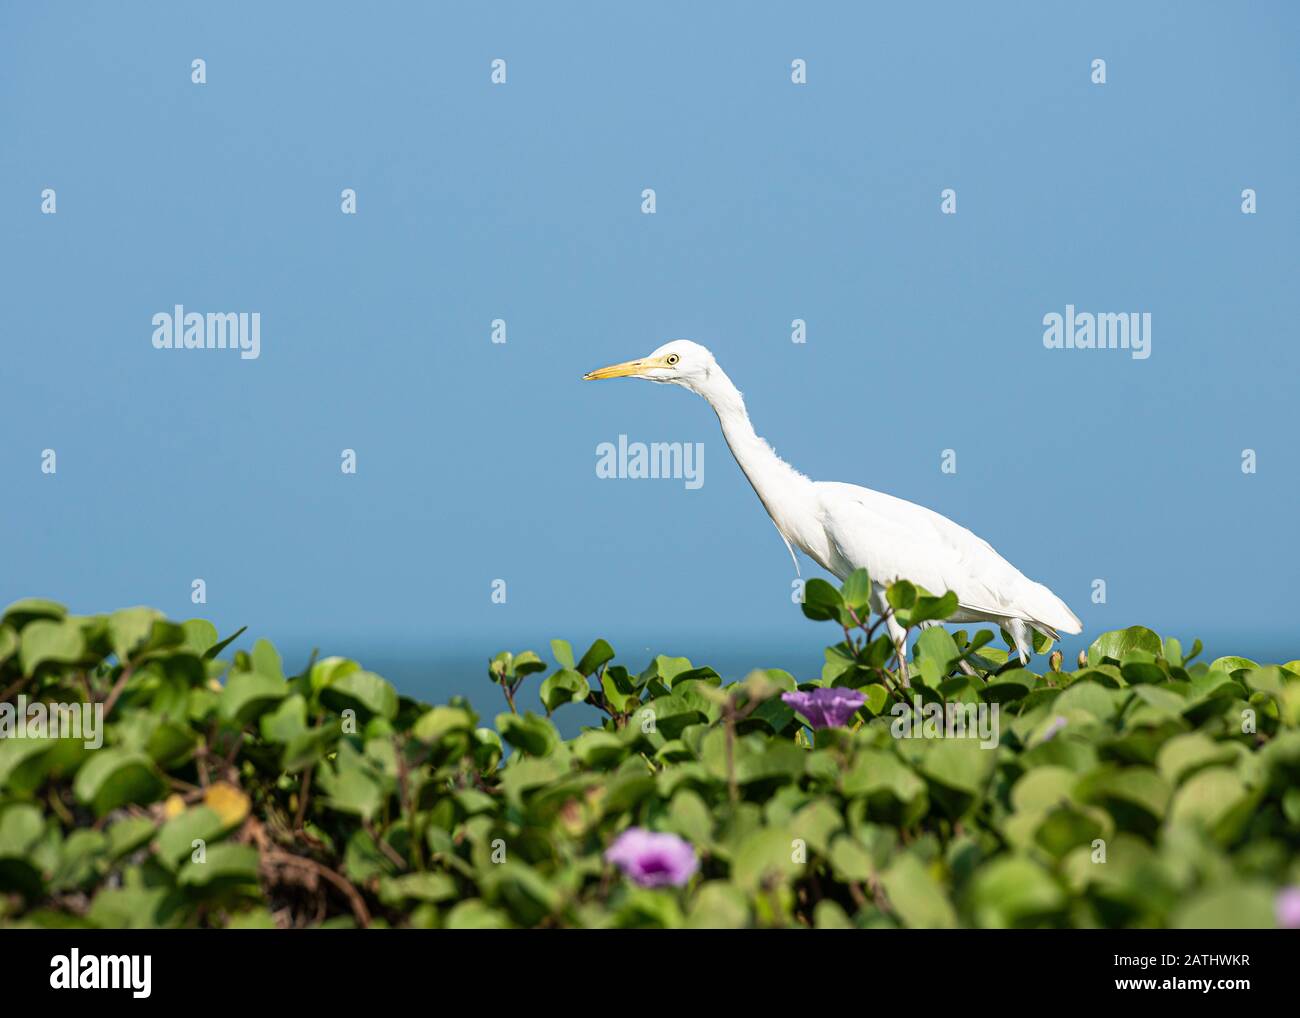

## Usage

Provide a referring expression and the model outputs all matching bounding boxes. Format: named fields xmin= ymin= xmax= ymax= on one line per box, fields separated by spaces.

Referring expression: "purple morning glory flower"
xmin=605 ymin=828 xmax=698 ymax=888
xmin=782 ymin=687 xmax=867 ymax=730
xmin=1277 ymin=887 xmax=1300 ymax=929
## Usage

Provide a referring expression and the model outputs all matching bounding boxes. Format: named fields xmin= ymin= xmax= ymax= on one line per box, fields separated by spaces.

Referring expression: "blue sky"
xmin=2 ymin=2 xmax=1297 ymax=701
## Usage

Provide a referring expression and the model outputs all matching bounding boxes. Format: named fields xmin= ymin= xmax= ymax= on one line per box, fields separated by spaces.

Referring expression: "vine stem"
xmin=101 ymin=665 xmax=135 ymax=718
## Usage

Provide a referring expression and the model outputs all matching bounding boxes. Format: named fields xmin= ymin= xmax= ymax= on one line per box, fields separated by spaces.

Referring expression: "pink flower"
xmin=1277 ymin=887 xmax=1300 ymax=929
xmin=605 ymin=827 xmax=698 ymax=888
xmin=1040 ymin=715 xmax=1068 ymax=743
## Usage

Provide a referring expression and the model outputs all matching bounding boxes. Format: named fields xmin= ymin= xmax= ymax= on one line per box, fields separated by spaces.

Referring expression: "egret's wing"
xmin=814 ymin=481 xmax=1080 ymax=633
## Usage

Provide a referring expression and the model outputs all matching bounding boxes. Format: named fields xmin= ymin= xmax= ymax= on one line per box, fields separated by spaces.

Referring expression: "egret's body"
xmin=584 ymin=340 xmax=1081 ymax=664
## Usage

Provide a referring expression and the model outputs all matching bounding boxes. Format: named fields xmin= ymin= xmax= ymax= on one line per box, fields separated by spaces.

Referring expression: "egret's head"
xmin=582 ymin=340 xmax=718 ymax=394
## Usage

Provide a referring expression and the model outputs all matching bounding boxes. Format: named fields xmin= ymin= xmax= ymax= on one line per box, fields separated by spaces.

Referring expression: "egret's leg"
xmin=869 ymin=585 xmax=911 ymax=687
xmin=1006 ymin=619 xmax=1032 ymax=665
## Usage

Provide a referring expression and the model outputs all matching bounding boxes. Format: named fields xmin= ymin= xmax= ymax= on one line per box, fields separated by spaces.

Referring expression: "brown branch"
xmin=220 ymin=732 xmax=245 ymax=779
xmin=294 ymin=766 xmax=313 ymax=832
xmin=101 ymin=665 xmax=135 ymax=718
xmin=363 ymin=819 xmax=408 ymax=871
xmin=0 ymin=675 xmax=32 ymax=704
xmin=723 ymin=705 xmax=738 ymax=803
xmin=263 ymin=847 xmax=371 ymax=928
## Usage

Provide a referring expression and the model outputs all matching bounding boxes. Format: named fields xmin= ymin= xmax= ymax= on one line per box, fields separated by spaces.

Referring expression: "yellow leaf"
xmin=204 ymin=782 xmax=250 ymax=828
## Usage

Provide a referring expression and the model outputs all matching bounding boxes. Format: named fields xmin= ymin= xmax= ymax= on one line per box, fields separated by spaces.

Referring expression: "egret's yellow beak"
xmin=582 ymin=356 xmax=656 ymax=381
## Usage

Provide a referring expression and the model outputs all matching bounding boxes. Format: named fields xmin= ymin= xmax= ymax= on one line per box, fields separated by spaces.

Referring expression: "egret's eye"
xmin=665 ymin=353 xmax=680 ymax=366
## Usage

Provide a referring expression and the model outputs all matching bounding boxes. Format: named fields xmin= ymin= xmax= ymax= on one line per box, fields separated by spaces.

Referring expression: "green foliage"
xmin=1 ymin=583 xmax=1298 ymax=929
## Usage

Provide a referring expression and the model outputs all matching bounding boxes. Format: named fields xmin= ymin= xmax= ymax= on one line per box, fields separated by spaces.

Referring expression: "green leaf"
xmin=1168 ymin=766 xmax=1256 ymax=842
xmin=649 ymin=655 xmax=694 ymax=684
xmin=915 ymin=627 xmax=959 ymax=684
xmin=841 ymin=749 xmax=925 ymax=804
xmin=219 ymin=669 xmax=289 ymax=724
xmin=19 ymin=618 xmax=86 ymax=673
xmin=1088 ymin=626 xmax=1162 ymax=666
xmin=1155 ymin=733 xmax=1238 ymax=785
xmin=1010 ymin=766 xmax=1078 ymax=812
xmin=411 ymin=706 xmax=475 ymax=744
xmin=511 ymin=651 xmax=547 ymax=680
xmin=51 ymin=829 xmax=108 ymax=890
xmin=1052 ymin=680 xmax=1117 ymax=722
xmin=1208 ymin=656 xmax=1259 ymax=675
xmin=1129 ymin=684 xmax=1186 ymax=718
xmin=259 ymin=693 xmax=308 ymax=743
xmin=227 ymin=908 xmax=277 ymax=929
xmin=177 ymin=842 xmax=260 ymax=888
xmin=309 ymin=655 xmax=359 ymax=693
xmin=967 ymin=856 xmax=1065 ymax=927
xmin=204 ymin=625 xmax=247 ymax=660
xmin=801 ymin=579 xmax=845 ymax=622
xmin=496 ymin=712 xmax=560 ymax=757
xmin=685 ymin=881 xmax=750 ymax=929
xmin=886 ymin=580 xmax=917 ymax=614
xmin=828 ymin=834 xmax=876 ymax=883
xmin=1033 ymin=802 xmax=1106 ymax=858
xmin=250 ymin=639 xmax=284 ymax=680
xmin=3 ymin=598 xmax=67 ymax=627
xmin=0 ymin=738 xmax=57 ymax=792
xmin=882 ymin=854 xmax=956 ymax=928
xmin=318 ymin=744 xmax=387 ymax=820
xmin=106 ymin=817 xmax=156 ymax=859
xmin=0 ymin=624 xmax=16 ymax=666
xmin=108 ymin=607 xmax=164 ymax=662
xmin=730 ymin=827 xmax=798 ymax=892
xmin=980 ymin=674 xmax=1031 ymax=704
xmin=747 ymin=695 xmax=796 ymax=733
xmin=72 ymin=749 xmax=166 ymax=816
xmin=1120 ymin=652 xmax=1167 ymax=685
xmin=901 ymin=591 xmax=959 ymax=627
xmin=600 ymin=667 xmax=638 ymax=713
xmin=379 ymin=872 xmax=457 ymax=906
xmin=576 ymin=639 xmax=615 ymax=677
xmin=549 ymin=639 xmax=575 ymax=670
xmin=572 ymin=730 xmax=626 ymax=768
xmin=841 ymin=568 xmax=872 ymax=614
xmin=86 ymin=877 xmax=172 ymax=929
xmin=156 ymin=806 xmax=227 ymax=868
xmin=444 ymin=900 xmax=511 ymax=929
xmin=538 ymin=668 xmax=590 ymax=713
xmin=179 ymin=619 xmax=220 ymax=656
xmin=642 ymin=693 xmax=709 ymax=740
xmin=665 ymin=789 xmax=714 ymax=847
xmin=914 ymin=738 xmax=997 ymax=799
xmin=1075 ymin=765 xmax=1170 ymax=823
xmin=814 ymin=900 xmax=855 ymax=929
xmin=789 ymin=799 xmax=842 ymax=855
xmin=1172 ymin=883 xmax=1276 ymax=929
xmin=0 ymin=804 xmax=45 ymax=857
xmin=319 ymin=669 xmax=398 ymax=721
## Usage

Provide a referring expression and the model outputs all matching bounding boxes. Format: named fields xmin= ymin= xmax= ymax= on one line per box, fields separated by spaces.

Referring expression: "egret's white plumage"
xmin=584 ymin=340 xmax=1081 ymax=663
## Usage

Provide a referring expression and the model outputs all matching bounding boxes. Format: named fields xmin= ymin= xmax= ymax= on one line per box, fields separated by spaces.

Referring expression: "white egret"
xmin=584 ymin=340 xmax=1081 ymax=673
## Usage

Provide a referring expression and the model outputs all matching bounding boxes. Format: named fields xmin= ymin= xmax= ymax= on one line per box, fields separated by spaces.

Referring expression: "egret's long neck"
xmin=696 ymin=367 xmax=817 ymax=537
